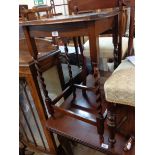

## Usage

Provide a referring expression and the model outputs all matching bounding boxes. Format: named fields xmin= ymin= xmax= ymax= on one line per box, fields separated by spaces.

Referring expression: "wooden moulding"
xmin=46 ymin=112 xmax=135 ymax=155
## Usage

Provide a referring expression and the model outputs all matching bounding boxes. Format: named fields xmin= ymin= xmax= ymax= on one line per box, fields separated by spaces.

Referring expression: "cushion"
xmin=104 ymin=59 xmax=135 ymax=106
xmin=83 ymin=37 xmax=129 ymax=59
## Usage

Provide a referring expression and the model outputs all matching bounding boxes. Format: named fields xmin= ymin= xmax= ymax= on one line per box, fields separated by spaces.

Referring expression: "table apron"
xmin=95 ymin=17 xmax=114 ymax=35
xmin=28 ymin=17 xmax=114 ymax=38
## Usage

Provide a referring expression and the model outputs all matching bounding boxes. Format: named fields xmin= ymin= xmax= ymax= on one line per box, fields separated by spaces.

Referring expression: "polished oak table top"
xmin=20 ymin=7 xmax=119 ymax=26
xmin=20 ymin=8 xmax=119 ymax=64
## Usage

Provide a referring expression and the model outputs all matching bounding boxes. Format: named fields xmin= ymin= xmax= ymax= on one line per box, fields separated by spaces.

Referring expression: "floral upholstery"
xmin=104 ymin=59 xmax=135 ymax=106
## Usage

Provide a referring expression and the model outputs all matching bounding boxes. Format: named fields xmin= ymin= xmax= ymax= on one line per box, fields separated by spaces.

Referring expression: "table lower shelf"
xmin=46 ymin=113 xmax=134 ymax=155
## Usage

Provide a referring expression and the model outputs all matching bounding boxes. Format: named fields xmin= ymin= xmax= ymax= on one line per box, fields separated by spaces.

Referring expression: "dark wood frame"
xmin=19 ymin=8 xmax=135 ymax=155
xmin=105 ymin=0 xmax=135 ymax=150
xmin=68 ymin=0 xmax=134 ymax=68
xmin=19 ymin=1 xmax=137 ymax=153
xmin=20 ymin=8 xmax=120 ymax=67
xmin=19 ymin=36 xmax=84 ymax=154
xmin=19 ymin=51 xmax=59 ymax=154
xmin=20 ymin=6 xmax=53 ymax=21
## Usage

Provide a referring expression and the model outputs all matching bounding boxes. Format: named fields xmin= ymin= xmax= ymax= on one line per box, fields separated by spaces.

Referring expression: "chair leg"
xmin=112 ymin=15 xmax=119 ymax=69
xmin=73 ymin=37 xmax=80 ymax=67
xmin=78 ymin=36 xmax=87 ymax=96
xmin=107 ymin=103 xmax=116 ymax=147
xmin=96 ymin=115 xmax=104 ymax=143
xmin=63 ymin=39 xmax=76 ymax=100
xmin=93 ymin=63 xmax=104 ymax=143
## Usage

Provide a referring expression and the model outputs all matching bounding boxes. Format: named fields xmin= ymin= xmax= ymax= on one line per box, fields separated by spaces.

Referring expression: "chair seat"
xmin=104 ymin=59 xmax=135 ymax=106
xmin=83 ymin=37 xmax=129 ymax=59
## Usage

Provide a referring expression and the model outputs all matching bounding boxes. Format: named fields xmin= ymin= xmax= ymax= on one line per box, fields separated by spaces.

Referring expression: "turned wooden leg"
xmin=57 ymin=135 xmax=74 ymax=155
xmin=96 ymin=115 xmax=104 ymax=143
xmin=112 ymin=15 xmax=119 ymax=69
xmin=78 ymin=36 xmax=87 ymax=96
xmin=107 ymin=103 xmax=116 ymax=147
xmin=63 ymin=39 xmax=76 ymax=99
xmin=34 ymin=59 xmax=55 ymax=116
xmin=73 ymin=37 xmax=80 ymax=67
xmin=93 ymin=63 xmax=104 ymax=143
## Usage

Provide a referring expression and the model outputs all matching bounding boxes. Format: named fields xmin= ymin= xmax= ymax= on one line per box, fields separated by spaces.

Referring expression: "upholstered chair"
xmin=102 ymin=0 xmax=135 ymax=149
xmin=104 ymin=57 xmax=135 ymax=150
xmin=83 ymin=36 xmax=129 ymax=71
xmin=83 ymin=7 xmax=134 ymax=71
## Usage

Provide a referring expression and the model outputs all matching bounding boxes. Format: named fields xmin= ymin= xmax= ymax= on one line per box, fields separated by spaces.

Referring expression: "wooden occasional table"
xmin=20 ymin=7 xmax=120 ymax=68
xmin=19 ymin=8 xmax=131 ymax=155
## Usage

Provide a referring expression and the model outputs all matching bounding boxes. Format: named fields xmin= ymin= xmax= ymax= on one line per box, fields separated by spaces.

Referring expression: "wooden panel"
xmin=28 ymin=22 xmax=88 ymax=38
xmin=20 ymin=8 xmax=119 ymax=26
xmin=19 ymin=50 xmax=60 ymax=75
xmin=95 ymin=18 xmax=114 ymax=35
xmin=19 ymin=38 xmax=55 ymax=53
xmin=68 ymin=0 xmax=117 ymax=14
xmin=25 ymin=16 xmax=115 ymax=38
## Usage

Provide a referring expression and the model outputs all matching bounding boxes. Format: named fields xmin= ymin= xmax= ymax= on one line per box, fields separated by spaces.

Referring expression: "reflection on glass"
xmin=19 ymin=79 xmax=49 ymax=150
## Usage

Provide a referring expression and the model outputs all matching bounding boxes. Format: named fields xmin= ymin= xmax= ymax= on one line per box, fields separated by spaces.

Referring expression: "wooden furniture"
xmin=20 ymin=8 xmax=135 ymax=155
xmin=20 ymin=5 xmax=81 ymax=69
xmin=19 ymin=45 xmax=58 ymax=154
xmin=20 ymin=8 xmax=120 ymax=68
xmin=19 ymin=24 xmax=82 ymax=88
xmin=68 ymin=0 xmax=117 ymax=15
xmin=50 ymin=0 xmax=69 ymax=15
xmin=21 ymin=20 xmax=105 ymax=134
xmin=21 ymin=28 xmax=107 ymax=153
xmin=21 ymin=37 xmax=134 ymax=155
xmin=104 ymin=59 xmax=135 ymax=151
xmin=103 ymin=0 xmax=135 ymax=151
xmin=33 ymin=4 xmax=63 ymax=16
xmin=19 ymin=38 xmax=79 ymax=155
xmin=68 ymin=0 xmax=132 ymax=71
xmin=19 ymin=5 xmax=28 ymax=17
xmin=20 ymin=5 xmax=53 ymax=21
xmin=50 ymin=0 xmax=56 ymax=14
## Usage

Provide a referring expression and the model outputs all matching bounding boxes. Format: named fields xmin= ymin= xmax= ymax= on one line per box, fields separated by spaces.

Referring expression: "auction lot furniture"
xmin=20 ymin=8 xmax=120 ymax=67
xmin=19 ymin=35 xmax=82 ymax=155
xmin=68 ymin=0 xmax=134 ymax=71
xmin=103 ymin=0 xmax=135 ymax=152
xmin=20 ymin=7 xmax=134 ymax=154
